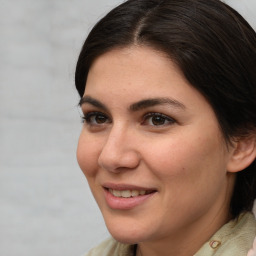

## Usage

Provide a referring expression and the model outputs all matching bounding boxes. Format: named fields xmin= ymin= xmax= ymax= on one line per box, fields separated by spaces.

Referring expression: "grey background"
xmin=0 ymin=1 xmax=255 ymax=256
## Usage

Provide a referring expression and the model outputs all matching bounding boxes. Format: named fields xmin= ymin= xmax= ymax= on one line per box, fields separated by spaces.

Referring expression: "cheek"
xmin=145 ymin=131 xmax=226 ymax=183
xmin=144 ymin=132 xmax=228 ymax=219
xmin=77 ymin=132 xmax=101 ymax=178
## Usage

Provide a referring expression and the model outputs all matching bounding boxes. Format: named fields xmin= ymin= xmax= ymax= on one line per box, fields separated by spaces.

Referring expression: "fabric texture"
xmin=247 ymin=237 xmax=256 ymax=256
xmin=82 ymin=212 xmax=256 ymax=256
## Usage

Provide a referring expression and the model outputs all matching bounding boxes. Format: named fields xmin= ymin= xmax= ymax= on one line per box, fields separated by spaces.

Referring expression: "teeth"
xmin=109 ymin=189 xmax=148 ymax=198
xmin=139 ymin=190 xmax=146 ymax=195
xmin=131 ymin=190 xmax=139 ymax=197
xmin=121 ymin=190 xmax=131 ymax=198
xmin=112 ymin=190 xmax=121 ymax=197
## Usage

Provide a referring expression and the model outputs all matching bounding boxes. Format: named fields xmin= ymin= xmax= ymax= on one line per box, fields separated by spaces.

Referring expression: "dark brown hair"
xmin=75 ymin=0 xmax=256 ymax=218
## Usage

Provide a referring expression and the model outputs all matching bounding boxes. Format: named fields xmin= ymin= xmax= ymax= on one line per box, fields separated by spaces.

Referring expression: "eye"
xmin=142 ymin=113 xmax=175 ymax=126
xmin=82 ymin=112 xmax=110 ymax=125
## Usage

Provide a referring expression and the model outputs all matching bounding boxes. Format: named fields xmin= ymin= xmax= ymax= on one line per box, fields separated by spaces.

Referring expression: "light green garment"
xmin=83 ymin=212 xmax=256 ymax=256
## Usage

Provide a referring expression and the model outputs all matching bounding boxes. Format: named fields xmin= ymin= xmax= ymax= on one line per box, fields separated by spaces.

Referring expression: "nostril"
xmin=98 ymin=147 xmax=140 ymax=172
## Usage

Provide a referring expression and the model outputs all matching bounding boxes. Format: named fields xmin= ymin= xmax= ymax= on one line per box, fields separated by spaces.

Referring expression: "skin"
xmin=77 ymin=46 xmax=237 ymax=256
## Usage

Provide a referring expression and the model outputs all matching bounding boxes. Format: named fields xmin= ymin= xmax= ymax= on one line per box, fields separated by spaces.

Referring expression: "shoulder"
xmin=216 ymin=212 xmax=256 ymax=256
xmin=196 ymin=212 xmax=256 ymax=256
xmin=81 ymin=237 xmax=135 ymax=256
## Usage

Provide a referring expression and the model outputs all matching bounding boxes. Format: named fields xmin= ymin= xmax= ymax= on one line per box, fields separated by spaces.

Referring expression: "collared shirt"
xmin=83 ymin=212 xmax=256 ymax=256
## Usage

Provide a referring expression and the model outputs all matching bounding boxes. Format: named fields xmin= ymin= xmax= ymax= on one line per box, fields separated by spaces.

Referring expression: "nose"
xmin=98 ymin=126 xmax=140 ymax=173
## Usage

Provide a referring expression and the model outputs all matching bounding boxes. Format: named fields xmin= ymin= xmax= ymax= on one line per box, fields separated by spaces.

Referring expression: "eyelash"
xmin=81 ymin=111 xmax=176 ymax=127
xmin=81 ymin=111 xmax=111 ymax=125
xmin=142 ymin=112 xmax=176 ymax=126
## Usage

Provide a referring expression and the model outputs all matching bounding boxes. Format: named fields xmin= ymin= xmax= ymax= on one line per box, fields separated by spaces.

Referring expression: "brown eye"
xmin=142 ymin=113 xmax=175 ymax=126
xmin=94 ymin=114 xmax=107 ymax=124
xmin=151 ymin=116 xmax=166 ymax=126
xmin=83 ymin=112 xmax=110 ymax=125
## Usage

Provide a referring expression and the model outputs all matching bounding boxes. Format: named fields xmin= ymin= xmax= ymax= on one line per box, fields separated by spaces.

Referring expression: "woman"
xmin=75 ymin=0 xmax=256 ymax=255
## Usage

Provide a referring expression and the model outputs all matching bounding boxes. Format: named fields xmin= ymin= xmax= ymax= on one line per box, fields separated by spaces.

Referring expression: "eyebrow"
xmin=79 ymin=96 xmax=185 ymax=112
xmin=79 ymin=96 xmax=108 ymax=111
xmin=129 ymin=98 xmax=186 ymax=111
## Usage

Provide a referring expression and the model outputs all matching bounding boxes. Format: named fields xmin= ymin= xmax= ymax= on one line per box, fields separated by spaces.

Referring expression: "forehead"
xmin=85 ymin=46 xmax=212 ymax=112
xmin=86 ymin=46 xmax=185 ymax=95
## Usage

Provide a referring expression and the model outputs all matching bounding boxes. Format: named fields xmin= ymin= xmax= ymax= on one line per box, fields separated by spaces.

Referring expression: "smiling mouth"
xmin=103 ymin=185 xmax=157 ymax=209
xmin=108 ymin=189 xmax=155 ymax=198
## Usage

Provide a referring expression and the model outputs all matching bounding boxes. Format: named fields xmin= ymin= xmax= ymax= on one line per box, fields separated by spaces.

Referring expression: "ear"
xmin=227 ymin=135 xmax=256 ymax=173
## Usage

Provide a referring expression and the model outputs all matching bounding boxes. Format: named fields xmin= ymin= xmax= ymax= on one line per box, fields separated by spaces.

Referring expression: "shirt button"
xmin=209 ymin=240 xmax=221 ymax=249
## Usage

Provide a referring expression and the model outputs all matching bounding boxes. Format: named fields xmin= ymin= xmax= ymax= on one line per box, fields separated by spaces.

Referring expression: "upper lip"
xmin=102 ymin=183 xmax=157 ymax=191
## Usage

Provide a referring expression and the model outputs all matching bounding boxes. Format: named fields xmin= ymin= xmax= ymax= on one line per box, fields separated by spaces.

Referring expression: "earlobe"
xmin=227 ymin=135 xmax=256 ymax=173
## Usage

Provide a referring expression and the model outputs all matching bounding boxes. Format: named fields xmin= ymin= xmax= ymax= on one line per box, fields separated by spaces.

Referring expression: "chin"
xmin=104 ymin=217 xmax=148 ymax=244
xmin=109 ymin=230 xmax=142 ymax=244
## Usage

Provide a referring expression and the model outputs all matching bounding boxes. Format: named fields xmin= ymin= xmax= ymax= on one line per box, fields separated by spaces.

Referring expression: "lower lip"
xmin=104 ymin=189 xmax=156 ymax=210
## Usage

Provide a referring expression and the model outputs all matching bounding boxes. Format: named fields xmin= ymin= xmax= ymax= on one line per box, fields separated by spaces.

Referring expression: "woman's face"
xmin=77 ymin=46 xmax=235 ymax=245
